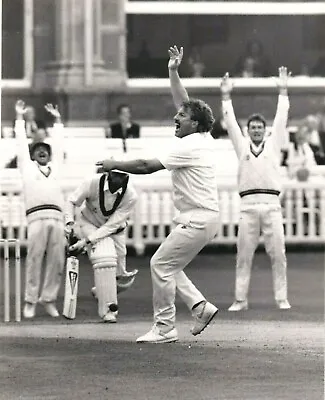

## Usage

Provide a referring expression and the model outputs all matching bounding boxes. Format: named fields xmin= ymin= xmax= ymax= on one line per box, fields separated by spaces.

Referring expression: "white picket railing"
xmin=0 ymin=176 xmax=324 ymax=255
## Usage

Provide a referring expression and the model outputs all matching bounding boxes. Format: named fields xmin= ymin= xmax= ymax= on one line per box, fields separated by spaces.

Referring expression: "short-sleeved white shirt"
xmin=157 ymin=133 xmax=219 ymax=213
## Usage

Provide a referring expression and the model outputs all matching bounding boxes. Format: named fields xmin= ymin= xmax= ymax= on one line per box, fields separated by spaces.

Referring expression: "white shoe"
xmin=191 ymin=301 xmax=218 ymax=336
xmin=276 ymin=300 xmax=291 ymax=310
xmin=228 ymin=300 xmax=248 ymax=312
xmin=103 ymin=311 xmax=117 ymax=323
xmin=136 ymin=325 xmax=178 ymax=343
xmin=42 ymin=302 xmax=59 ymax=318
xmin=23 ymin=303 xmax=36 ymax=319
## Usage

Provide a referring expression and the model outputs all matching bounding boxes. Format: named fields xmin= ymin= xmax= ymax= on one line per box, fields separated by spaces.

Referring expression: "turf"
xmin=0 ymin=250 xmax=323 ymax=400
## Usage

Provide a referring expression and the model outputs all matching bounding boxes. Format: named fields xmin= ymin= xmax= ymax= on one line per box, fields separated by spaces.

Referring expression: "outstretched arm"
xmin=272 ymin=66 xmax=290 ymax=153
xmin=96 ymin=158 xmax=165 ymax=175
xmin=44 ymin=103 xmax=64 ymax=168
xmin=14 ymin=100 xmax=31 ymax=168
xmin=220 ymin=73 xmax=245 ymax=157
xmin=168 ymin=45 xmax=189 ymax=110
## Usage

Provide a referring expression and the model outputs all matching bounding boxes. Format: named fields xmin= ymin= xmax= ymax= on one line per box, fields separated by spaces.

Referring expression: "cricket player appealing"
xmin=220 ymin=68 xmax=292 ymax=311
xmin=96 ymin=45 xmax=219 ymax=343
xmin=65 ymin=170 xmax=138 ymax=323
xmin=15 ymin=100 xmax=66 ymax=319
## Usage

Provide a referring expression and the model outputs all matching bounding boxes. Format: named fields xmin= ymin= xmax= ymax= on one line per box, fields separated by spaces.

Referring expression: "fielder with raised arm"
xmin=220 ymin=68 xmax=291 ymax=311
xmin=15 ymin=100 xmax=66 ymax=319
xmin=65 ymin=170 xmax=138 ymax=323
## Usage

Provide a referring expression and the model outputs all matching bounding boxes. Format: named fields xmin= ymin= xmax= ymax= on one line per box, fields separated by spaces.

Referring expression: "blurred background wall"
xmin=2 ymin=0 xmax=325 ymax=123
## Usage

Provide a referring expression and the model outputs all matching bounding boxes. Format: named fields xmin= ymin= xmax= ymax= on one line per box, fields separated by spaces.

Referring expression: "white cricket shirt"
xmin=157 ymin=132 xmax=219 ymax=219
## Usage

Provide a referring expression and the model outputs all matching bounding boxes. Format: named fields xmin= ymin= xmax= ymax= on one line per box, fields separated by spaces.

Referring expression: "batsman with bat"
xmin=65 ymin=170 xmax=138 ymax=323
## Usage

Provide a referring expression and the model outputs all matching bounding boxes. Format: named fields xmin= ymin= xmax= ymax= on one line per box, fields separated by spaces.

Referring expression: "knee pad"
xmin=89 ymin=237 xmax=117 ymax=269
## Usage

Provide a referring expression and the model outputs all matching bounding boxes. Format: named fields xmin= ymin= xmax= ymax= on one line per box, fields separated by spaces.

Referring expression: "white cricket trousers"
xmin=150 ymin=211 xmax=219 ymax=329
xmin=25 ymin=218 xmax=65 ymax=304
xmin=235 ymin=203 xmax=288 ymax=302
xmin=79 ymin=217 xmax=127 ymax=276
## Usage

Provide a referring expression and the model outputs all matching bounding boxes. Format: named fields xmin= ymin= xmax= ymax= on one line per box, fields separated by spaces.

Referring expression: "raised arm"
xmin=44 ymin=103 xmax=64 ymax=168
xmin=272 ymin=66 xmax=290 ymax=151
xmin=168 ymin=45 xmax=189 ymax=110
xmin=14 ymin=100 xmax=32 ymax=168
xmin=220 ymin=73 xmax=245 ymax=157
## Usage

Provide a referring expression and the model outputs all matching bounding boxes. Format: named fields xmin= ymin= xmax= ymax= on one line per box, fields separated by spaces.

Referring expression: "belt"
xmin=239 ymin=189 xmax=280 ymax=198
xmin=26 ymin=204 xmax=62 ymax=216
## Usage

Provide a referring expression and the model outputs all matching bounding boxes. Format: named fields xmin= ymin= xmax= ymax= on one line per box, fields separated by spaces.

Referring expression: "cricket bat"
xmin=63 ymin=256 xmax=79 ymax=319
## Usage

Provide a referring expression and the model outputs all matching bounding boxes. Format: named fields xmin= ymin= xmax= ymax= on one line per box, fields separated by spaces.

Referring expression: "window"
xmin=2 ymin=0 xmax=33 ymax=88
xmin=126 ymin=1 xmax=325 ymax=88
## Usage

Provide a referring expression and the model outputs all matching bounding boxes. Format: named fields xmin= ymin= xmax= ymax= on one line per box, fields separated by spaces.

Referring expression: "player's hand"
xmin=220 ymin=73 xmax=234 ymax=97
xmin=44 ymin=103 xmax=62 ymax=122
xmin=168 ymin=45 xmax=184 ymax=70
xmin=15 ymin=100 xmax=27 ymax=116
xmin=275 ymin=66 xmax=291 ymax=90
xmin=95 ymin=158 xmax=116 ymax=171
xmin=69 ymin=238 xmax=87 ymax=253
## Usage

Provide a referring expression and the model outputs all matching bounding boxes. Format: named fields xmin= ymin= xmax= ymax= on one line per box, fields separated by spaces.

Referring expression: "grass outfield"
xmin=0 ymin=250 xmax=323 ymax=400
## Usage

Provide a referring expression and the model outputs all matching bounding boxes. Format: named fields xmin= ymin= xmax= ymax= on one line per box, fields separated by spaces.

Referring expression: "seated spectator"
xmin=107 ymin=104 xmax=140 ymax=153
xmin=18 ymin=105 xmax=46 ymax=138
xmin=107 ymin=104 xmax=140 ymax=139
xmin=187 ymin=47 xmax=205 ymax=78
xmin=302 ymin=115 xmax=325 ymax=165
xmin=234 ymin=39 xmax=272 ymax=77
xmin=286 ymin=125 xmax=317 ymax=180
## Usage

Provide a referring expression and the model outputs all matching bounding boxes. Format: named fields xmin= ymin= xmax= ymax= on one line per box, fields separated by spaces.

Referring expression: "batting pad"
xmin=94 ymin=267 xmax=118 ymax=318
xmin=89 ymin=237 xmax=117 ymax=268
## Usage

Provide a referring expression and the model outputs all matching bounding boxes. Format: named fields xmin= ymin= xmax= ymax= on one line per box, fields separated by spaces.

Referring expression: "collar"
xmin=103 ymin=176 xmax=123 ymax=194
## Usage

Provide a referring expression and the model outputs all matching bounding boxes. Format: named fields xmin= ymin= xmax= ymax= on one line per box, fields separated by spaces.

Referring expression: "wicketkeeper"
xmin=15 ymin=100 xmax=66 ymax=319
xmin=65 ymin=170 xmax=138 ymax=322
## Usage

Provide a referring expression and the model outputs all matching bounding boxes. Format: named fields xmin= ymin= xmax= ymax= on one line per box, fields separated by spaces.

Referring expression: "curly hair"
xmin=182 ymin=98 xmax=215 ymax=133
xmin=247 ymin=113 xmax=266 ymax=129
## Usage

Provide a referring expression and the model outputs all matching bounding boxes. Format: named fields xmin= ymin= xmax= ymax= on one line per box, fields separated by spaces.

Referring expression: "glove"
xmin=66 ymin=231 xmax=84 ymax=257
xmin=65 ymin=222 xmax=74 ymax=239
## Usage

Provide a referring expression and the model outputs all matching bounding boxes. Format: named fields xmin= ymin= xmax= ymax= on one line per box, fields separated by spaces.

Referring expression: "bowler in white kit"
xmin=97 ymin=45 xmax=219 ymax=343
xmin=220 ymin=67 xmax=292 ymax=311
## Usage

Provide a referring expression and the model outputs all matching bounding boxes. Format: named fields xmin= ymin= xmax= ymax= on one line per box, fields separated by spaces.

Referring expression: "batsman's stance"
xmin=15 ymin=100 xmax=66 ymax=319
xmin=65 ymin=170 xmax=138 ymax=322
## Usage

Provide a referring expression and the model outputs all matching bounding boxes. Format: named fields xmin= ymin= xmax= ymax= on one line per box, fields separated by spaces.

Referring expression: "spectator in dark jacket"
xmin=108 ymin=104 xmax=140 ymax=139
xmin=107 ymin=104 xmax=141 ymax=153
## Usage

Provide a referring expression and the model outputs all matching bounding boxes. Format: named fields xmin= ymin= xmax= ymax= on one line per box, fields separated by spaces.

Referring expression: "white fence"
xmin=0 ymin=176 xmax=324 ymax=255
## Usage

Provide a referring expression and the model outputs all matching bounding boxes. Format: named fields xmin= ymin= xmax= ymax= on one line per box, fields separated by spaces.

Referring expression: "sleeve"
xmin=14 ymin=120 xmax=32 ymax=169
xmin=304 ymin=144 xmax=317 ymax=168
xmin=87 ymin=184 xmax=138 ymax=243
xmin=270 ymin=95 xmax=290 ymax=155
xmin=157 ymin=141 xmax=200 ymax=170
xmin=221 ymin=100 xmax=245 ymax=158
xmin=49 ymin=123 xmax=65 ymax=171
xmin=64 ymin=178 xmax=92 ymax=225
